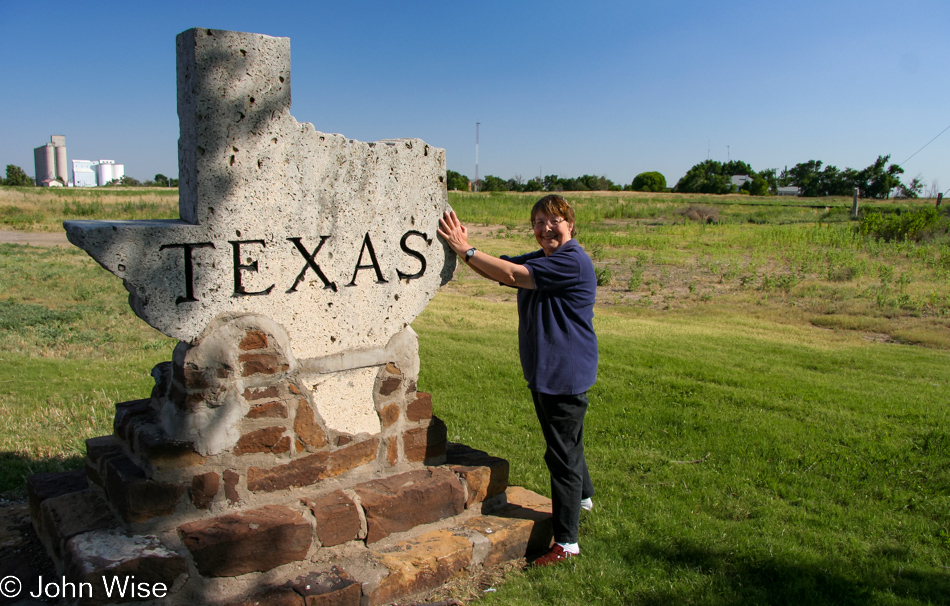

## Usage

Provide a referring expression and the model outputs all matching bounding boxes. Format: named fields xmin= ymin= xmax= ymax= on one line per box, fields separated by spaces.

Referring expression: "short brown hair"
xmin=531 ymin=194 xmax=577 ymax=237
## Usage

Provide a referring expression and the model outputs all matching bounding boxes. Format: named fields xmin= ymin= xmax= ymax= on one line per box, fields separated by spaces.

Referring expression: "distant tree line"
xmin=447 ymin=170 xmax=663 ymax=193
xmin=2 ymin=165 xmax=34 ymax=186
xmin=446 ymin=153 xmax=923 ymax=199
xmin=673 ymin=155 xmax=920 ymax=199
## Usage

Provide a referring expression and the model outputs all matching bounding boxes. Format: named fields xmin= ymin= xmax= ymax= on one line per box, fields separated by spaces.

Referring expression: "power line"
xmin=900 ymin=122 xmax=950 ymax=165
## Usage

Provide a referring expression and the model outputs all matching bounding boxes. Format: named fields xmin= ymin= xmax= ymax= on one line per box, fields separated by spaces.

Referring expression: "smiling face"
xmin=532 ymin=211 xmax=575 ymax=256
xmin=531 ymin=195 xmax=576 ymax=256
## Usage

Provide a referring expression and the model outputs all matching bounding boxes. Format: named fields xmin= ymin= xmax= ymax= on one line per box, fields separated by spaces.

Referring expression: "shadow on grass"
xmin=628 ymin=538 xmax=950 ymax=606
xmin=0 ymin=451 xmax=85 ymax=497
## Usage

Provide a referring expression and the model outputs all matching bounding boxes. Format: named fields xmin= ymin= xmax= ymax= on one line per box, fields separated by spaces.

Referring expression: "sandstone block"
xmin=178 ymin=504 xmax=312 ymax=577
xmin=403 ymin=417 xmax=447 ymax=464
xmin=247 ymin=438 xmax=378 ymax=492
xmin=405 ymin=392 xmax=432 ymax=422
xmin=302 ymin=490 xmax=362 ymax=547
xmin=496 ymin=486 xmax=554 ymax=556
xmin=368 ymin=529 xmax=472 ymax=606
xmin=445 ymin=442 xmax=510 ymax=506
xmin=354 ymin=468 xmax=464 ymax=544
xmin=27 ymin=469 xmax=89 ymax=536
xmin=38 ymin=489 xmax=118 ymax=561
xmin=226 ymin=587 xmax=304 ymax=606
xmin=459 ymin=515 xmax=535 ymax=567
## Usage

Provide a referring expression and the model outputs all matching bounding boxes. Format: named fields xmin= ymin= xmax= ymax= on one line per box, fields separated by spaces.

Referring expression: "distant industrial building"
xmin=34 ymin=135 xmax=68 ymax=187
xmin=34 ymin=135 xmax=125 ymax=187
xmin=72 ymin=159 xmax=96 ymax=187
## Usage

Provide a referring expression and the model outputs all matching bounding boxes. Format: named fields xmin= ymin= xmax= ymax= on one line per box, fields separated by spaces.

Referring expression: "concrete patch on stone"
xmin=307 ymin=367 xmax=380 ymax=436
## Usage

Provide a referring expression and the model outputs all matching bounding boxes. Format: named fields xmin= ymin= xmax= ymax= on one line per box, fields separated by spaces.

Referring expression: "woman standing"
xmin=437 ymin=194 xmax=597 ymax=566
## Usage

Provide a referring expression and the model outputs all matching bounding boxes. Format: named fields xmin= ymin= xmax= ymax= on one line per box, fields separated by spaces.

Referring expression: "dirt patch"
xmin=0 ymin=499 xmax=56 ymax=605
xmin=0 ymin=230 xmax=69 ymax=247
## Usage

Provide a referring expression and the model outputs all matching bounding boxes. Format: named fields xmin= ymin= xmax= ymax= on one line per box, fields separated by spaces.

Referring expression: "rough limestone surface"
xmin=63 ymin=28 xmax=455 ymax=362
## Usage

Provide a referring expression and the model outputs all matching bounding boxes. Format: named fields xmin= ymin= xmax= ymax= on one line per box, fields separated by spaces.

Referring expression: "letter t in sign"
xmin=159 ymin=242 xmax=216 ymax=305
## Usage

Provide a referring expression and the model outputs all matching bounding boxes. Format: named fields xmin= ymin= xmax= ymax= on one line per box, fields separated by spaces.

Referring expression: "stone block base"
xmin=29 ymin=450 xmax=551 ymax=605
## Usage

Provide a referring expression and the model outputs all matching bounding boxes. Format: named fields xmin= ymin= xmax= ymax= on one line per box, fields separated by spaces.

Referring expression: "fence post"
xmin=937 ymin=193 xmax=943 ymax=207
xmin=851 ymin=188 xmax=860 ymax=219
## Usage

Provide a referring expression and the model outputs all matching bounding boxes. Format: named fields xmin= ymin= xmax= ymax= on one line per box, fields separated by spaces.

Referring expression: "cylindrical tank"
xmin=96 ymin=163 xmax=113 ymax=186
xmin=42 ymin=145 xmax=56 ymax=183
xmin=112 ymin=164 xmax=125 ymax=182
xmin=54 ymin=145 xmax=68 ymax=183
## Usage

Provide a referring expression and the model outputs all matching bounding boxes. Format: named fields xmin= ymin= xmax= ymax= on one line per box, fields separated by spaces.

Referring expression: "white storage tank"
xmin=96 ymin=162 xmax=114 ymax=186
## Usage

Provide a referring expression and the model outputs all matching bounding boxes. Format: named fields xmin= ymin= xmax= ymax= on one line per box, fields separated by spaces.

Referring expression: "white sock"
xmin=580 ymin=497 xmax=593 ymax=511
xmin=557 ymin=542 xmax=580 ymax=555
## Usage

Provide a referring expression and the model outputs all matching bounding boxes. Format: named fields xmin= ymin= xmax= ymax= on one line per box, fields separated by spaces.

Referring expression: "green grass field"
xmin=0 ymin=188 xmax=948 ymax=604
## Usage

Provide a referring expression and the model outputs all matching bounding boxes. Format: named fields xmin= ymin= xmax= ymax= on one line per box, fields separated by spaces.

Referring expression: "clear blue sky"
xmin=2 ymin=0 xmax=949 ymax=192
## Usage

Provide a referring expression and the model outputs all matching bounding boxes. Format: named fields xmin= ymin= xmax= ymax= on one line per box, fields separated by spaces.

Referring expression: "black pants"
xmin=531 ymin=390 xmax=594 ymax=544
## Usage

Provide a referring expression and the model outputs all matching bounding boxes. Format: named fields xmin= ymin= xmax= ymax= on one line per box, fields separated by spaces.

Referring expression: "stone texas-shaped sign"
xmin=64 ymin=28 xmax=455 ymax=362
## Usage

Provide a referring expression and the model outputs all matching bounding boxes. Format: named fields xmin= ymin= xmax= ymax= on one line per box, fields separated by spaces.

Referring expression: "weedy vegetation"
xmin=1 ymin=188 xmax=948 ymax=604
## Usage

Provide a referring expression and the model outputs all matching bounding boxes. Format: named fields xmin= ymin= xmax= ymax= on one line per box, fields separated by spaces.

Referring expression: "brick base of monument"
xmin=28 ymin=419 xmax=552 ymax=605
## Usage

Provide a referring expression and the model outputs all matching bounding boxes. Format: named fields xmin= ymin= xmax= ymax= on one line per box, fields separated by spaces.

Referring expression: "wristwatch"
xmin=464 ymin=247 xmax=476 ymax=262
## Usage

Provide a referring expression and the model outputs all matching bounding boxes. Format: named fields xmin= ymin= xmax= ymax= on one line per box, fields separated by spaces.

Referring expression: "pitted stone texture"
xmin=354 ymin=468 xmax=464 ymax=544
xmin=178 ymin=504 xmax=312 ymax=577
xmin=286 ymin=567 xmax=362 ymax=605
xmin=63 ymin=28 xmax=455 ymax=362
xmin=64 ymin=529 xmax=187 ymax=603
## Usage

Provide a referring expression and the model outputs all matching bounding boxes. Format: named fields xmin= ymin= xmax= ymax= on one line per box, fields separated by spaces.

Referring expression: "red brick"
xmin=403 ymin=417 xmax=447 ymax=464
xmin=294 ymin=400 xmax=328 ymax=450
xmin=378 ymin=376 xmax=402 ymax=397
xmin=178 ymin=505 xmax=312 ymax=577
xmin=104 ymin=454 xmax=186 ymax=523
xmin=234 ymin=426 xmax=291 ymax=455
xmin=406 ymin=392 xmax=432 ymax=422
xmin=288 ymin=567 xmax=361 ymax=606
xmin=302 ymin=491 xmax=361 ymax=547
xmin=224 ymin=469 xmax=241 ymax=505
xmin=386 ymin=437 xmax=399 ymax=467
xmin=247 ymin=400 xmax=289 ymax=418
xmin=247 ymin=438 xmax=379 ymax=492
xmin=28 ymin=470 xmax=88 ymax=536
xmin=243 ymin=385 xmax=280 ymax=401
xmin=459 ymin=515 xmax=535 ymax=567
xmin=240 ymin=353 xmax=288 ymax=376
xmin=378 ymin=403 xmax=400 ymax=429
xmin=354 ymin=468 xmax=464 ymax=543
xmin=190 ymin=472 xmax=220 ymax=509
xmin=239 ymin=329 xmax=268 ymax=350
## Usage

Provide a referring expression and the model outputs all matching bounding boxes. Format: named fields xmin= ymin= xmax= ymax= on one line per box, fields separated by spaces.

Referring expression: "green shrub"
xmin=857 ymin=208 xmax=949 ymax=242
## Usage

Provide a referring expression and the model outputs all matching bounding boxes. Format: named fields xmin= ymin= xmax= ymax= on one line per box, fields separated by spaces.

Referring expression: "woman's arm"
xmin=437 ymin=210 xmax=535 ymax=289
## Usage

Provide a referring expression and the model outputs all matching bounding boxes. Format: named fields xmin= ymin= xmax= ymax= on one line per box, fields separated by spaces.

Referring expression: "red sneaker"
xmin=532 ymin=544 xmax=577 ymax=567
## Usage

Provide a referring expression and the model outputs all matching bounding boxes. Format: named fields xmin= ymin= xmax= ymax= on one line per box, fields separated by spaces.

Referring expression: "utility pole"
xmin=474 ymin=121 xmax=480 ymax=192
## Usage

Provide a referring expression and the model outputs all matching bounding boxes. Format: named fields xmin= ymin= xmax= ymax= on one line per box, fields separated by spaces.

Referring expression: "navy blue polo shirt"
xmin=502 ymin=239 xmax=598 ymax=395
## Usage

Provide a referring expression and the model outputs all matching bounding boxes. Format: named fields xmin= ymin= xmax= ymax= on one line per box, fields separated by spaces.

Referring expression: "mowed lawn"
xmin=0 ymin=189 xmax=948 ymax=604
